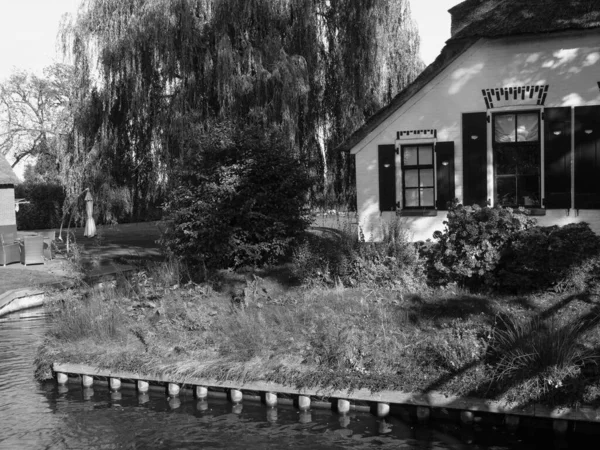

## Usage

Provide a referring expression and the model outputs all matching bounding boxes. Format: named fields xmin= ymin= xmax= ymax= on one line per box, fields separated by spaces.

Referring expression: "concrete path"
xmin=0 ymin=221 xmax=164 ymax=298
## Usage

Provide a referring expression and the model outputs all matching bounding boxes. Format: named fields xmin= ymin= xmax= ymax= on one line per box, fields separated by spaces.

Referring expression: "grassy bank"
xmin=35 ymin=260 xmax=600 ymax=409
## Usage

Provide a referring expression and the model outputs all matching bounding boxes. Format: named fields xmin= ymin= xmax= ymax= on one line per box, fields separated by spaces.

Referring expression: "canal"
xmin=0 ymin=309 xmax=591 ymax=449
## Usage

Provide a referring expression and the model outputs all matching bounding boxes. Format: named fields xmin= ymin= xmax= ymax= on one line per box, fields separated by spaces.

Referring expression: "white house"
xmin=339 ymin=0 xmax=600 ymax=241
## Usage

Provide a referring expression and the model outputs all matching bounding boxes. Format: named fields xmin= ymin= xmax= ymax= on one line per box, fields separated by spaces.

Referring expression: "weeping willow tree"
xmin=61 ymin=0 xmax=422 ymax=216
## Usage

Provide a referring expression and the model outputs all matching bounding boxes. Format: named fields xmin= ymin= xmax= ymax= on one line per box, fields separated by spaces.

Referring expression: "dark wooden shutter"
xmin=378 ymin=144 xmax=396 ymax=211
xmin=462 ymin=112 xmax=488 ymax=207
xmin=435 ymin=141 xmax=455 ymax=210
xmin=574 ymin=106 xmax=600 ymax=209
xmin=544 ymin=107 xmax=572 ymax=208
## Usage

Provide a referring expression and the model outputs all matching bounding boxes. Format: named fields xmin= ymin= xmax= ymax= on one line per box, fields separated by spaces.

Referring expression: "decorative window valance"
xmin=396 ymin=129 xmax=437 ymax=140
xmin=482 ymin=85 xmax=549 ymax=109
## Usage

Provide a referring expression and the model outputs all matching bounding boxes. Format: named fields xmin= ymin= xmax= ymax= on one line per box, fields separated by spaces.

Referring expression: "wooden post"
xmin=56 ymin=372 xmax=68 ymax=385
xmin=82 ymin=375 xmax=93 ymax=388
xmin=109 ymin=377 xmax=121 ymax=391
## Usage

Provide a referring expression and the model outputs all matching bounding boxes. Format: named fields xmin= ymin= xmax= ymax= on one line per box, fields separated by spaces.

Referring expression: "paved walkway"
xmin=0 ymin=222 xmax=163 ymax=296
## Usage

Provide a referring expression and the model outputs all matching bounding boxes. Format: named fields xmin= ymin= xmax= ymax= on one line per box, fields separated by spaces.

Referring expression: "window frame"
xmin=492 ymin=110 xmax=542 ymax=208
xmin=400 ymin=143 xmax=436 ymax=209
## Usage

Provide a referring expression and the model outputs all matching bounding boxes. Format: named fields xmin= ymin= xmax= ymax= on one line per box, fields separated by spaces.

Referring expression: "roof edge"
xmin=337 ymin=38 xmax=478 ymax=154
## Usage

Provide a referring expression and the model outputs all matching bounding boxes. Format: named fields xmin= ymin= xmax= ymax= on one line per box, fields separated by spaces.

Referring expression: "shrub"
xmin=15 ymin=182 xmax=65 ymax=230
xmin=496 ymin=222 xmax=600 ymax=293
xmin=427 ymin=202 xmax=536 ymax=287
xmin=160 ymin=122 xmax=312 ymax=271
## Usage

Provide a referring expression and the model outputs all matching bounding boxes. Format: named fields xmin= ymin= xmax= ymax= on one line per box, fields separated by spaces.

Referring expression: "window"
xmin=493 ymin=112 xmax=541 ymax=207
xmin=402 ymin=144 xmax=435 ymax=208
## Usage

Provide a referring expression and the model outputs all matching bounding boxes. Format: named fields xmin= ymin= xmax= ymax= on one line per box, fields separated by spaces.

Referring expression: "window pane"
xmin=404 ymin=147 xmax=418 ymax=165
xmin=495 ymin=115 xmax=516 ymax=142
xmin=418 ymin=146 xmax=433 ymax=165
xmin=517 ymin=113 xmax=539 ymax=142
xmin=496 ymin=176 xmax=517 ymax=206
xmin=405 ymin=189 xmax=419 ymax=207
xmin=420 ymin=169 xmax=434 ymax=187
xmin=404 ymin=169 xmax=419 ymax=188
xmin=518 ymin=175 xmax=540 ymax=206
xmin=421 ymin=188 xmax=434 ymax=206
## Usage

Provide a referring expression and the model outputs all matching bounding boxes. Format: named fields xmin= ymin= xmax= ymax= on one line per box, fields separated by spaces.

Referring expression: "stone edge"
xmin=53 ymin=363 xmax=600 ymax=423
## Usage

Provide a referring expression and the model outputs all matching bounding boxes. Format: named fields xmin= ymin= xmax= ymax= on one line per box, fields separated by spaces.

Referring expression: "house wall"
xmin=354 ymin=29 xmax=600 ymax=241
xmin=0 ymin=186 xmax=17 ymax=235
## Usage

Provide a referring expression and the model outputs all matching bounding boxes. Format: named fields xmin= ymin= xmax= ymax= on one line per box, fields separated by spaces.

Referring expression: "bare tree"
xmin=0 ymin=64 xmax=74 ymax=168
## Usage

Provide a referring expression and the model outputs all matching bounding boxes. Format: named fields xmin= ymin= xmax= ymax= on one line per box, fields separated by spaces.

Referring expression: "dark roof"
xmin=450 ymin=0 xmax=600 ymax=41
xmin=337 ymin=39 xmax=476 ymax=152
xmin=339 ymin=0 xmax=600 ymax=153
xmin=0 ymin=155 xmax=19 ymax=185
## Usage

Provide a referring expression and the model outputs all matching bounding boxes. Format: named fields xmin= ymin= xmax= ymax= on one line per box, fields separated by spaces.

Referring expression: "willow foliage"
xmin=63 ymin=0 xmax=421 ymax=215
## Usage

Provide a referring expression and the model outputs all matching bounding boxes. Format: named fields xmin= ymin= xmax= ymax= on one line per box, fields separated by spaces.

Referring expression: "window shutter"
xmin=574 ymin=106 xmax=600 ymax=209
xmin=544 ymin=107 xmax=571 ymax=208
xmin=435 ymin=141 xmax=455 ymax=210
xmin=378 ymin=144 xmax=396 ymax=211
xmin=462 ymin=112 xmax=488 ymax=207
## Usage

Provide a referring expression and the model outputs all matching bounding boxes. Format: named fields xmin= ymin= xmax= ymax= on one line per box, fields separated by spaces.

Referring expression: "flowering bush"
xmin=428 ymin=202 xmax=536 ymax=287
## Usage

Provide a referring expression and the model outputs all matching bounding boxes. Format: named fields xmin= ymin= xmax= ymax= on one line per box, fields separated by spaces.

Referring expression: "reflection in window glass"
xmin=421 ymin=188 xmax=434 ymax=206
xmin=419 ymin=147 xmax=433 ymax=165
xmin=405 ymin=170 xmax=419 ymax=188
xmin=517 ymin=113 xmax=539 ymax=142
xmin=405 ymin=189 xmax=419 ymax=207
xmin=495 ymin=115 xmax=516 ymax=142
xmin=404 ymin=147 xmax=418 ymax=165
xmin=402 ymin=144 xmax=435 ymax=209
xmin=495 ymin=112 xmax=539 ymax=143
xmin=420 ymin=169 xmax=434 ymax=187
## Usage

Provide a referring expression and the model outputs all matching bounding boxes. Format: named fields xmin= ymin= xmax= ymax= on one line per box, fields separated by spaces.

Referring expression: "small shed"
xmin=0 ymin=155 xmax=19 ymax=235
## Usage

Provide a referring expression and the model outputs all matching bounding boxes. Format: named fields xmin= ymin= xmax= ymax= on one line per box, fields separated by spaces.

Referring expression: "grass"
xmin=35 ymin=260 xmax=600 ymax=409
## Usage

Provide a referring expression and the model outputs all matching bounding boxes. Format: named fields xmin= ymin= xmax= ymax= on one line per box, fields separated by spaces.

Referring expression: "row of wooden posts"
xmin=54 ymin=371 xmax=570 ymax=435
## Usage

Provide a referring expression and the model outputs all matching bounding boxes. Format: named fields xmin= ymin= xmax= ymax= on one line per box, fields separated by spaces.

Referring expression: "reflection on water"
xmin=0 ymin=310 xmax=591 ymax=449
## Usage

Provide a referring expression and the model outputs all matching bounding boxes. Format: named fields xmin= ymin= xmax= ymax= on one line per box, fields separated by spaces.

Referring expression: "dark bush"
xmin=160 ymin=122 xmax=312 ymax=271
xmin=496 ymin=222 xmax=600 ymax=293
xmin=426 ymin=202 xmax=536 ymax=287
xmin=15 ymin=183 xmax=65 ymax=230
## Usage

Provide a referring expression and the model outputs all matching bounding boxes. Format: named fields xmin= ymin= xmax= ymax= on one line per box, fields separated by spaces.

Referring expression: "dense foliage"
xmin=497 ymin=222 xmax=600 ymax=293
xmin=15 ymin=183 xmax=66 ymax=230
xmin=160 ymin=122 xmax=312 ymax=271
xmin=61 ymin=0 xmax=422 ymax=213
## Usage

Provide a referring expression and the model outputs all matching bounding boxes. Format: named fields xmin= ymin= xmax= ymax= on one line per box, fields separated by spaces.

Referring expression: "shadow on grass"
xmin=420 ymin=290 xmax=600 ymax=408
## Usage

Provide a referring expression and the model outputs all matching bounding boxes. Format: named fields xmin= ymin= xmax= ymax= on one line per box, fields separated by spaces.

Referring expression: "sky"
xmin=0 ymin=0 xmax=463 ymax=81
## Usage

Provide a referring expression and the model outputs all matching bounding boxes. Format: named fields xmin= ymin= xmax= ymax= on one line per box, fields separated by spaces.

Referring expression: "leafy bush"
xmin=496 ymin=222 xmax=600 ymax=293
xmin=15 ymin=182 xmax=65 ymax=230
xmin=160 ymin=122 xmax=312 ymax=271
xmin=426 ymin=202 xmax=536 ymax=287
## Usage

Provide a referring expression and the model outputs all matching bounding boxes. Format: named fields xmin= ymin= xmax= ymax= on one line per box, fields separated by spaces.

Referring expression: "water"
xmin=0 ymin=309 xmax=592 ymax=449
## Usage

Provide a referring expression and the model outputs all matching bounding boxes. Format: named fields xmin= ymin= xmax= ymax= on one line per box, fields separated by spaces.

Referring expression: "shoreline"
xmin=51 ymin=362 xmax=599 ymax=431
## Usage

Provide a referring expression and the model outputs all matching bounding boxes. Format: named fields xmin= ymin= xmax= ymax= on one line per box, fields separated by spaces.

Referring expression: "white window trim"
xmin=396 ymin=139 xmax=438 ymax=210
xmin=486 ymin=106 xmax=545 ymax=208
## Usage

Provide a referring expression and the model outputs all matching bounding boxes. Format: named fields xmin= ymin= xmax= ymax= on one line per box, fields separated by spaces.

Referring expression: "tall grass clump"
xmin=292 ymin=216 xmax=426 ymax=292
xmin=48 ymin=290 xmax=124 ymax=342
xmin=489 ymin=315 xmax=593 ymax=397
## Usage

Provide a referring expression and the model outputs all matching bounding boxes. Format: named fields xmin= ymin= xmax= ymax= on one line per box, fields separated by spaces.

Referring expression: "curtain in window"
xmin=495 ymin=113 xmax=539 ymax=142
xmin=517 ymin=113 xmax=539 ymax=142
xmin=495 ymin=115 xmax=516 ymax=142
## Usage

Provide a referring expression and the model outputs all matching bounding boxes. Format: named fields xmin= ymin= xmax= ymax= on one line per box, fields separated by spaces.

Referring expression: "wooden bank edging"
xmin=0 ymin=289 xmax=45 ymax=318
xmin=53 ymin=362 xmax=600 ymax=425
